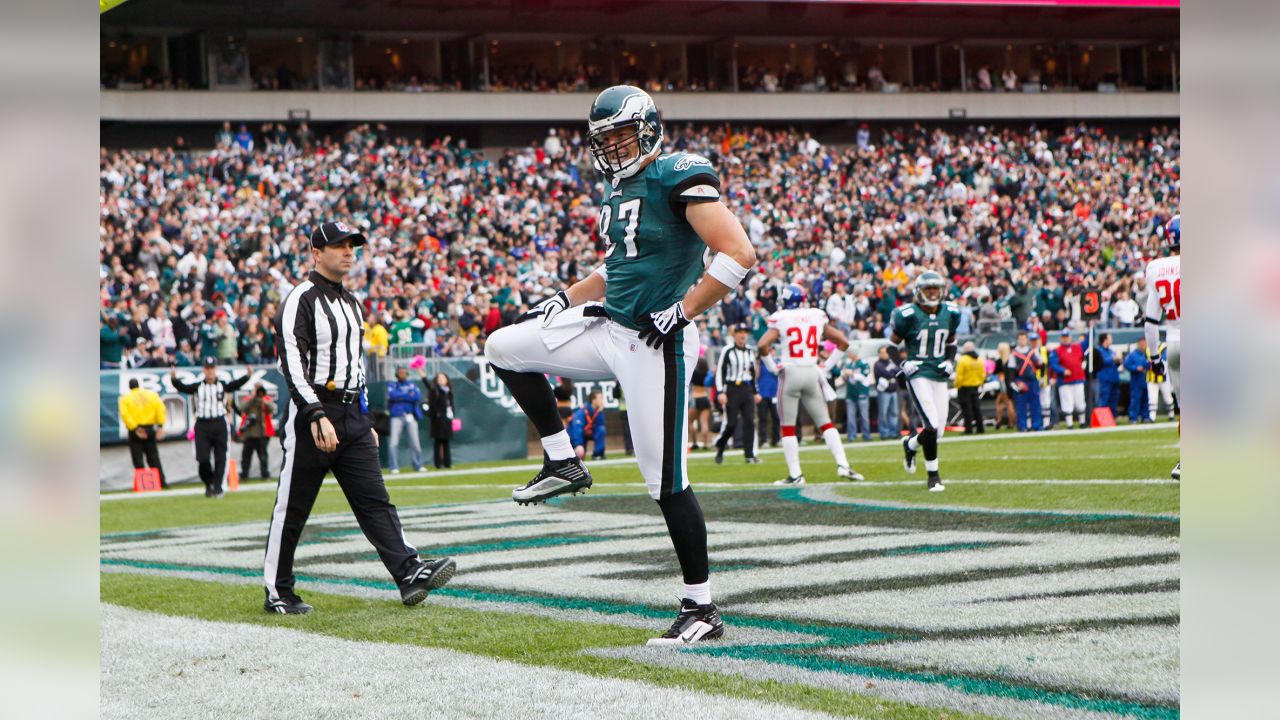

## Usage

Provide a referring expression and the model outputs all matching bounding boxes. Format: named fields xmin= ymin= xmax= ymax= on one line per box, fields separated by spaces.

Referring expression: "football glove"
xmin=901 ymin=360 xmax=921 ymax=378
xmin=637 ymin=301 xmax=691 ymax=349
xmin=941 ymin=359 xmax=956 ymax=378
xmin=1148 ymin=354 xmax=1166 ymax=378
xmin=516 ymin=290 xmax=571 ymax=326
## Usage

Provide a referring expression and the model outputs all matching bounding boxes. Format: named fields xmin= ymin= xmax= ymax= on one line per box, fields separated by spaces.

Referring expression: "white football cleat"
xmin=837 ymin=465 xmax=864 ymax=482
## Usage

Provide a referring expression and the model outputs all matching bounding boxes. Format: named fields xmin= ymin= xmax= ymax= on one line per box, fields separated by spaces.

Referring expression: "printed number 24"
xmin=787 ymin=325 xmax=819 ymax=357
xmin=599 ymin=198 xmax=642 ymax=258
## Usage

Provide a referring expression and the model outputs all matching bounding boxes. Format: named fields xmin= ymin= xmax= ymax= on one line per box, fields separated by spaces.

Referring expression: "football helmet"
xmin=913 ymin=271 xmax=947 ymax=310
xmin=588 ymin=85 xmax=663 ymax=180
xmin=781 ymin=284 xmax=806 ymax=310
xmin=1164 ymin=214 xmax=1180 ymax=249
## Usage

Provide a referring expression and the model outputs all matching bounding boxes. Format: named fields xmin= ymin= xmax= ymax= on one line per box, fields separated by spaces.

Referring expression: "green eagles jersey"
xmin=390 ymin=319 xmax=421 ymax=345
xmin=890 ymin=301 xmax=962 ymax=382
xmin=599 ymin=152 xmax=721 ymax=330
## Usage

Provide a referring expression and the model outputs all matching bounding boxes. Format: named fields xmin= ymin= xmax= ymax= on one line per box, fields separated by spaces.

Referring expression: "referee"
xmin=714 ymin=324 xmax=761 ymax=464
xmin=170 ymin=358 xmax=249 ymax=497
xmin=263 ymin=221 xmax=455 ymax=615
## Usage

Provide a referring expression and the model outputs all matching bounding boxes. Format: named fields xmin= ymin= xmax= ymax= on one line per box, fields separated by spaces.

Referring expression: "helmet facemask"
xmin=914 ymin=275 xmax=946 ymax=310
xmin=589 ymin=121 xmax=657 ymax=180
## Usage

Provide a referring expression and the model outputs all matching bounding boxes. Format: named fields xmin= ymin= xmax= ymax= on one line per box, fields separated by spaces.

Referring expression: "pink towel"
xmin=409 ymin=354 xmax=427 ymax=369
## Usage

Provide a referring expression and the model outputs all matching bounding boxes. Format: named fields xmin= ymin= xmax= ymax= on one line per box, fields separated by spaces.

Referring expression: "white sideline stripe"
xmin=101 ymin=605 xmax=842 ymax=720
xmin=101 ymin=424 xmax=1174 ymax=502
xmin=799 ymin=485 xmax=1179 ymax=519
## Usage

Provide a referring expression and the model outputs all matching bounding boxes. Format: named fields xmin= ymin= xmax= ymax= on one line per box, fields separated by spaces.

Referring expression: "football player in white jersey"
xmin=756 ymin=285 xmax=865 ymax=486
xmin=1144 ymin=214 xmax=1180 ymax=480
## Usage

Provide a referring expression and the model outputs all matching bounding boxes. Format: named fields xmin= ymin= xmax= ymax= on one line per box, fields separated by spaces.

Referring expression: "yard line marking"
xmin=101 ymin=424 xmax=1175 ymax=501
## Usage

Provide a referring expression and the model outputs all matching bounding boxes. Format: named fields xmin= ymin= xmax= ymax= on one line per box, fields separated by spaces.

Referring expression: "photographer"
xmin=239 ymin=383 xmax=276 ymax=480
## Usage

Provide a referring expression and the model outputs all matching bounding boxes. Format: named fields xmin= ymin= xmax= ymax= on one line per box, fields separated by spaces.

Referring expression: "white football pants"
xmin=484 ymin=306 xmax=697 ymax=500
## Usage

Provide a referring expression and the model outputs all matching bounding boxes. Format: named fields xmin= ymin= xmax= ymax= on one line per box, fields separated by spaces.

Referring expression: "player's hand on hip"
xmin=312 ymin=417 xmax=340 ymax=452
xmin=941 ymin=360 xmax=955 ymax=378
xmin=637 ymin=300 xmax=690 ymax=349
xmin=901 ymin=360 xmax=921 ymax=377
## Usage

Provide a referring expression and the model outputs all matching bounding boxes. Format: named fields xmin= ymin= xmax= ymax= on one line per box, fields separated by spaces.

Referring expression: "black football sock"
xmin=919 ymin=428 xmax=938 ymax=463
xmin=490 ymin=364 xmax=564 ymax=438
xmin=656 ymin=488 xmax=709 ymax=585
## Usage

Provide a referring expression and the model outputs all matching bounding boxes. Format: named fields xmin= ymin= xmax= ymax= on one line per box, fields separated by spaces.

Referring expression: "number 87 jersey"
xmin=766 ymin=308 xmax=829 ymax=367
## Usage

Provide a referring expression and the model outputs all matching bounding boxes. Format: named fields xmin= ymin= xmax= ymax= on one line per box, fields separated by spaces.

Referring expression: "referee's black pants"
xmin=263 ymin=399 xmax=419 ymax=602
xmin=127 ymin=425 xmax=167 ymax=488
xmin=715 ymin=384 xmax=757 ymax=459
xmin=194 ymin=417 xmax=229 ymax=493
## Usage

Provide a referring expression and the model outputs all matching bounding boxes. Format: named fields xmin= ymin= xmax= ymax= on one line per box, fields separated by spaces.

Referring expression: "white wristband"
xmin=706 ymin=252 xmax=750 ymax=288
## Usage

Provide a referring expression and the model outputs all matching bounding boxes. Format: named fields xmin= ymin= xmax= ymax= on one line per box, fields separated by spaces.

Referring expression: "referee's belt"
xmin=312 ymin=385 xmax=363 ymax=404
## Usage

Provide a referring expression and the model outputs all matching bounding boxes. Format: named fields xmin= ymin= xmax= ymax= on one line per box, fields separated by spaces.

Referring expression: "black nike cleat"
xmin=1171 ymin=462 xmax=1180 ymax=481
xmin=714 ymin=446 xmax=725 ymax=464
xmin=264 ymin=592 xmax=313 ymax=615
xmin=399 ymin=557 xmax=457 ymax=606
xmin=512 ymin=456 xmax=593 ymax=505
xmin=902 ymin=437 xmax=918 ymax=474
xmin=927 ymin=472 xmax=945 ymax=492
xmin=646 ymin=598 xmax=726 ymax=646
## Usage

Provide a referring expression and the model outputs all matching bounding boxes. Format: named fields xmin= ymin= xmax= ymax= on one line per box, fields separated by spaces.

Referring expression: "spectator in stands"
xmin=1009 ymin=332 xmax=1044 ymax=432
xmin=1124 ymin=338 xmax=1153 ymax=424
xmin=824 ymin=282 xmax=855 ymax=334
xmin=873 ymin=346 xmax=900 ymax=439
xmin=119 ymin=378 xmax=167 ymax=488
xmin=1110 ymin=290 xmax=1141 ymax=327
xmin=386 ymin=367 xmax=426 ymax=474
xmin=425 ymin=372 xmax=456 ymax=468
xmin=954 ymin=341 xmax=986 ymax=434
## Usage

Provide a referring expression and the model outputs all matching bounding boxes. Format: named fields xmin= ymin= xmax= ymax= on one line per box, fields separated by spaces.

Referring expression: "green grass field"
xmin=101 ymin=425 xmax=1180 ymax=720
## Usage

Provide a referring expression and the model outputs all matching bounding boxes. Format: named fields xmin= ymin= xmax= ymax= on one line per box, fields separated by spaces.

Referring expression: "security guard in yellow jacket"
xmin=954 ymin=341 xmax=987 ymax=434
xmin=119 ymin=379 xmax=168 ymax=488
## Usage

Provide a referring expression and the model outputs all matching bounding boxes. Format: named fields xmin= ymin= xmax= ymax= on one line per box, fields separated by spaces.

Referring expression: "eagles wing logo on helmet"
xmin=913 ymin=271 xmax=947 ymax=308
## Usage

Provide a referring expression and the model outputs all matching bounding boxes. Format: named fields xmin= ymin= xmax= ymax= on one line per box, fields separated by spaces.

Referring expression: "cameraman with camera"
xmin=239 ymin=383 xmax=276 ymax=480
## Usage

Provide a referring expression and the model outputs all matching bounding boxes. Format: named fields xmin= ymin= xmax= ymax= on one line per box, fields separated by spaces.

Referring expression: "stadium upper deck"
xmin=102 ymin=0 xmax=1177 ymax=122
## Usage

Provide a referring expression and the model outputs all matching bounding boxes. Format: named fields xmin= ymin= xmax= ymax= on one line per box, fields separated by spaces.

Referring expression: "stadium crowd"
xmin=99 ymin=119 xmax=1179 ymax=371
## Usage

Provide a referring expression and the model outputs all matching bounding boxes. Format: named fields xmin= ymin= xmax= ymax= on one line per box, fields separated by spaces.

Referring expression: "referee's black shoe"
xmin=264 ymin=592 xmax=313 ymax=615
xmin=512 ymin=456 xmax=593 ymax=505
xmin=399 ymin=557 xmax=457 ymax=606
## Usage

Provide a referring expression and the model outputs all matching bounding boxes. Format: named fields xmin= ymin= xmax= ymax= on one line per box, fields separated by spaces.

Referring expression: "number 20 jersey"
xmin=1144 ymin=255 xmax=1180 ymax=342
xmin=766 ymin=308 xmax=829 ymax=368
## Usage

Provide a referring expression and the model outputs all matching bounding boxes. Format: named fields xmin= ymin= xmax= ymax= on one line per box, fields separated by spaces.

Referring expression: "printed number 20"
xmin=1155 ymin=278 xmax=1180 ymax=321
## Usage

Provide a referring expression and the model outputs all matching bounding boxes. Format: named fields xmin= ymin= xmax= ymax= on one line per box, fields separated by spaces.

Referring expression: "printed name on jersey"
xmin=672 ymin=154 xmax=713 ymax=172
xmin=900 ymin=307 xmax=916 ymax=317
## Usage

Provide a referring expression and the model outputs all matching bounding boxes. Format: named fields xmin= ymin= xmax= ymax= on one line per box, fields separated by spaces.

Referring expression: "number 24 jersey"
xmin=766 ymin=308 xmax=828 ymax=368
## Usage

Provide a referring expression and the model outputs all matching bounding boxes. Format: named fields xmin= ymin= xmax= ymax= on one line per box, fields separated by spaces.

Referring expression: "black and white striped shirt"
xmin=275 ymin=270 xmax=368 ymax=421
xmin=172 ymin=374 xmax=250 ymax=419
xmin=716 ymin=344 xmax=758 ymax=393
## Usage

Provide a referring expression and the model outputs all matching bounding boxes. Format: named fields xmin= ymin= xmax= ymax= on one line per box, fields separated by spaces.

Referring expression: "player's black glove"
xmin=1148 ymin=353 xmax=1166 ymax=378
xmin=515 ymin=290 xmax=570 ymax=326
xmin=637 ymin=301 xmax=691 ymax=349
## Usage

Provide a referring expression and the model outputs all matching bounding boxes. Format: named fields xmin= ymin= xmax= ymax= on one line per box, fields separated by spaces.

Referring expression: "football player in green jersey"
xmin=890 ymin=271 xmax=961 ymax=492
xmin=484 ymin=85 xmax=757 ymax=645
